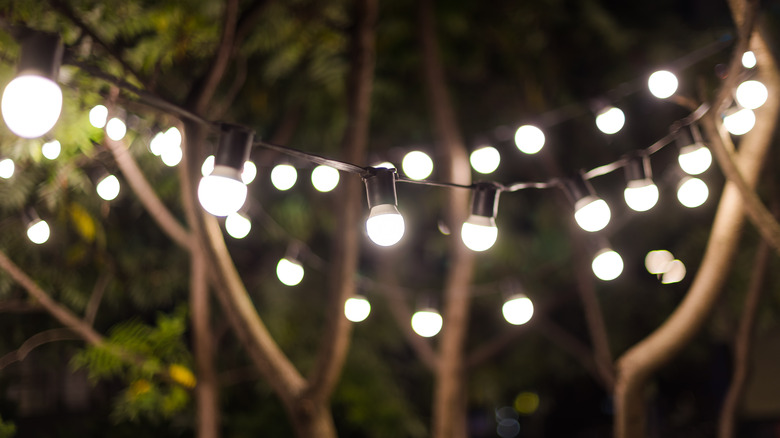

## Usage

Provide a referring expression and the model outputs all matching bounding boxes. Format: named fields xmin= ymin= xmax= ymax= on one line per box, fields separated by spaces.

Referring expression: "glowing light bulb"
xmin=742 ymin=51 xmax=757 ymax=69
xmin=677 ymin=177 xmax=708 ymax=208
xmin=469 ymin=146 xmax=500 ymax=174
xmin=661 ymin=260 xmax=687 ymax=284
xmin=160 ymin=145 xmax=182 ymax=167
xmin=366 ymin=204 xmax=405 ymax=246
xmin=624 ymin=179 xmax=659 ymax=212
xmin=311 ymin=165 xmax=340 ymax=192
xmin=41 ymin=140 xmax=61 ymax=160
xmin=96 ymin=174 xmax=120 ymax=201
xmin=225 ymin=212 xmax=251 ymax=239
xmin=514 ymin=125 xmax=545 ymax=154
xmin=402 ymin=151 xmax=433 ymax=180
xmin=241 ymin=161 xmax=257 ymax=184
xmin=502 ymin=294 xmax=534 ymax=325
xmin=723 ymin=108 xmax=755 ymax=135
xmin=461 ymin=215 xmax=498 ymax=252
xmin=105 ymin=117 xmax=127 ymax=141
xmin=198 ymin=166 xmax=247 ymax=216
xmin=0 ymin=158 xmax=14 ymax=179
xmin=271 ymin=164 xmax=297 ymax=191
xmin=648 ymin=70 xmax=678 ymax=99
xmin=574 ymin=196 xmax=611 ymax=232
xmin=595 ymin=106 xmax=625 ymax=135
xmin=89 ymin=105 xmax=108 ymax=128
xmin=735 ymin=80 xmax=768 ymax=110
xmin=276 ymin=257 xmax=304 ymax=286
xmin=2 ymin=75 xmax=62 ymax=138
xmin=27 ymin=219 xmax=50 ymax=244
xmin=344 ymin=296 xmax=371 ymax=322
xmin=592 ymin=249 xmax=624 ymax=281
xmin=411 ymin=309 xmax=442 ymax=337
xmin=645 ymin=249 xmax=675 ymax=274
xmin=678 ymin=144 xmax=712 ymax=175
xmin=373 ymin=161 xmax=395 ymax=169
xmin=201 ymin=155 xmax=215 ymax=177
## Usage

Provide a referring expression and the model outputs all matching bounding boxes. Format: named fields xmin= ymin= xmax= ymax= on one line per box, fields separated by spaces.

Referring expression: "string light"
xmin=41 ymin=139 xmax=61 ymax=160
xmin=461 ymin=182 xmax=500 ymax=252
xmin=276 ymin=257 xmax=304 ymax=286
xmin=677 ymin=176 xmax=708 ymax=208
xmin=742 ymin=51 xmax=757 ymax=69
xmin=514 ymin=125 xmax=545 ymax=154
xmin=241 ymin=161 xmax=257 ymax=185
xmin=198 ymin=124 xmax=253 ymax=216
xmin=595 ymin=106 xmax=625 ymax=135
xmin=623 ymin=156 xmax=658 ymax=212
xmin=723 ymin=108 xmax=756 ymax=135
xmin=271 ymin=164 xmax=298 ymax=191
xmin=565 ymin=175 xmax=611 ymax=232
xmin=735 ymin=80 xmax=768 ymax=110
xmin=105 ymin=117 xmax=127 ymax=141
xmin=225 ymin=212 xmax=251 ymax=239
xmin=96 ymin=174 xmax=121 ymax=201
xmin=647 ymin=70 xmax=679 ymax=99
xmin=645 ymin=249 xmax=674 ymax=274
xmin=411 ymin=308 xmax=443 ymax=337
xmin=470 ymin=146 xmax=501 ymax=174
xmin=363 ymin=168 xmax=405 ymax=247
xmin=402 ymin=151 xmax=433 ymax=180
xmin=25 ymin=208 xmax=50 ymax=245
xmin=661 ymin=259 xmax=687 ymax=284
xmin=677 ymin=127 xmax=712 ymax=175
xmin=89 ymin=105 xmax=108 ymax=129
xmin=591 ymin=248 xmax=624 ymax=281
xmin=344 ymin=296 xmax=371 ymax=322
xmin=311 ymin=165 xmax=340 ymax=192
xmin=0 ymin=158 xmax=14 ymax=179
xmin=501 ymin=294 xmax=534 ymax=325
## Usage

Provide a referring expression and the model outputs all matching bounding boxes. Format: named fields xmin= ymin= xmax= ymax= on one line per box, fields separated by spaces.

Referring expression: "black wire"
xmin=254 ymin=140 xmax=368 ymax=175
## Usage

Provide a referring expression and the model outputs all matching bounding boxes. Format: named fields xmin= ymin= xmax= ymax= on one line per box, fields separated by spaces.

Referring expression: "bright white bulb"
xmin=648 ymin=70 xmax=679 ymax=99
xmin=592 ymin=249 xmax=624 ymax=281
xmin=241 ymin=161 xmax=257 ymax=184
xmin=411 ymin=309 xmax=443 ymax=337
xmin=678 ymin=144 xmax=712 ymax=175
xmin=89 ymin=105 xmax=108 ymax=129
xmin=96 ymin=174 xmax=120 ymax=201
xmin=624 ymin=179 xmax=659 ymax=212
xmin=201 ymin=155 xmax=215 ymax=177
xmin=271 ymin=164 xmax=297 ymax=191
xmin=574 ymin=197 xmax=611 ymax=232
xmin=27 ymin=219 xmax=50 ymax=244
xmin=2 ymin=75 xmax=62 ymax=138
xmin=661 ymin=260 xmax=687 ymax=284
xmin=105 ymin=117 xmax=127 ymax=141
xmin=150 ymin=127 xmax=181 ymax=157
xmin=677 ymin=177 xmax=708 ymax=208
xmin=595 ymin=107 xmax=625 ymax=135
xmin=514 ymin=125 xmax=545 ymax=154
xmin=0 ymin=158 xmax=14 ymax=179
xmin=150 ymin=132 xmax=166 ymax=156
xmin=402 ymin=151 xmax=433 ymax=180
xmin=645 ymin=249 xmax=675 ymax=275
xmin=225 ymin=212 xmax=251 ymax=239
xmin=373 ymin=161 xmax=396 ymax=170
xmin=742 ymin=51 xmax=757 ymax=69
xmin=366 ymin=204 xmax=405 ymax=246
xmin=344 ymin=297 xmax=371 ymax=322
xmin=502 ymin=295 xmax=534 ymax=325
xmin=160 ymin=145 xmax=182 ymax=167
xmin=461 ymin=215 xmax=498 ymax=252
xmin=165 ymin=127 xmax=182 ymax=148
xmin=311 ymin=165 xmax=340 ymax=192
xmin=735 ymin=80 xmax=768 ymax=110
xmin=41 ymin=140 xmax=61 ymax=160
xmin=276 ymin=258 xmax=304 ymax=286
xmin=723 ymin=108 xmax=755 ymax=135
xmin=469 ymin=146 xmax=500 ymax=174
xmin=198 ymin=166 xmax=247 ymax=216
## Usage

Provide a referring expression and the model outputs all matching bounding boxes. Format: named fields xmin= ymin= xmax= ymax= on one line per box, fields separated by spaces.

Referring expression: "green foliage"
xmin=0 ymin=415 xmax=15 ymax=438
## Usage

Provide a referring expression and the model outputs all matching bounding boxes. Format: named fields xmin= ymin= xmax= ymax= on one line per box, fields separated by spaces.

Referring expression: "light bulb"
xmin=469 ymin=146 xmax=500 ymax=174
xmin=311 ymin=165 xmax=340 ymax=192
xmin=742 ymin=51 xmax=757 ymax=69
xmin=595 ymin=106 xmax=625 ymax=135
xmin=271 ymin=164 xmax=297 ymax=191
xmin=514 ymin=125 xmax=545 ymax=154
xmin=241 ymin=161 xmax=257 ymax=184
xmin=661 ymin=260 xmax=686 ymax=284
xmin=27 ymin=219 xmax=50 ymax=244
xmin=677 ymin=177 xmax=708 ymax=208
xmin=225 ymin=212 xmax=251 ymax=239
xmin=678 ymin=144 xmax=712 ymax=175
xmin=624 ymin=179 xmax=659 ymax=212
xmin=96 ymin=174 xmax=120 ymax=201
xmin=366 ymin=204 xmax=405 ymax=246
xmin=0 ymin=158 xmax=14 ymax=179
xmin=89 ymin=105 xmax=108 ymax=128
xmin=41 ymin=140 xmax=61 ymax=160
xmin=411 ymin=309 xmax=443 ymax=337
xmin=502 ymin=294 xmax=534 ymax=325
xmin=574 ymin=196 xmax=611 ymax=232
xmin=735 ymin=80 xmax=768 ymax=110
xmin=592 ymin=249 xmax=624 ymax=281
xmin=160 ymin=145 xmax=182 ymax=167
xmin=648 ymin=70 xmax=678 ymax=99
xmin=105 ymin=117 xmax=127 ymax=141
xmin=165 ymin=127 xmax=182 ymax=148
xmin=402 ymin=151 xmax=433 ymax=180
xmin=2 ymin=75 xmax=62 ymax=138
xmin=461 ymin=214 xmax=498 ymax=252
xmin=645 ymin=249 xmax=674 ymax=274
xmin=201 ymin=155 xmax=215 ymax=177
xmin=723 ymin=108 xmax=755 ymax=135
xmin=373 ymin=161 xmax=395 ymax=170
xmin=198 ymin=166 xmax=248 ymax=216
xmin=276 ymin=257 xmax=304 ymax=286
xmin=344 ymin=296 xmax=371 ymax=322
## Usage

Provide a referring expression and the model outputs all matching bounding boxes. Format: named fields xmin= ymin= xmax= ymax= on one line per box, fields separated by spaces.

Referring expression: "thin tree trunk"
xmin=191 ymin=247 xmax=220 ymax=438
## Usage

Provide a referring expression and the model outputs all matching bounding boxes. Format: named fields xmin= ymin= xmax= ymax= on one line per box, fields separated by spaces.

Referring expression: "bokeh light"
xmin=469 ymin=146 xmax=500 ymax=174
xmin=514 ymin=125 xmax=545 ymax=154
xmin=271 ymin=164 xmax=298 ymax=191
xmin=402 ymin=151 xmax=433 ymax=180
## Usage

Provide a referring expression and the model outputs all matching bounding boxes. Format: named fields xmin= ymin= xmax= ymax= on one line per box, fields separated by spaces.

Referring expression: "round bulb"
xmin=225 ymin=212 xmax=251 ymax=239
xmin=160 ymin=145 xmax=182 ymax=167
xmin=592 ymin=249 xmax=624 ymax=281
xmin=514 ymin=125 xmax=545 ymax=154
xmin=2 ymin=75 xmax=62 ymax=138
xmin=276 ymin=258 xmax=304 ymax=286
xmin=0 ymin=158 xmax=14 ymax=179
xmin=502 ymin=294 xmax=534 ymax=325
xmin=574 ymin=197 xmax=611 ymax=232
xmin=411 ymin=309 xmax=443 ymax=337
xmin=661 ymin=260 xmax=687 ymax=284
xmin=271 ymin=164 xmax=297 ymax=191
xmin=595 ymin=107 xmax=625 ymax=135
xmin=735 ymin=80 xmax=768 ymax=110
xmin=742 ymin=51 xmax=757 ymax=69
xmin=648 ymin=70 xmax=678 ymax=99
xmin=344 ymin=296 xmax=371 ymax=323
xmin=678 ymin=145 xmax=712 ymax=175
xmin=41 ymin=140 xmax=61 ymax=160
xmin=461 ymin=214 xmax=498 ymax=252
xmin=27 ymin=219 xmax=50 ymax=244
xmin=469 ymin=146 xmax=501 ymax=174
xmin=241 ymin=161 xmax=257 ymax=185
xmin=645 ymin=249 xmax=674 ymax=274
xmin=105 ymin=117 xmax=127 ymax=141
xmin=201 ymin=155 xmax=215 ymax=177
xmin=89 ymin=105 xmax=108 ymax=129
xmin=198 ymin=166 xmax=248 ymax=216
xmin=723 ymin=108 xmax=755 ymax=135
xmin=311 ymin=165 xmax=340 ymax=192
xmin=402 ymin=151 xmax=433 ymax=180
xmin=624 ymin=179 xmax=659 ymax=212
xmin=165 ymin=127 xmax=182 ymax=148
xmin=96 ymin=174 xmax=120 ymax=201
xmin=366 ymin=204 xmax=405 ymax=246
xmin=150 ymin=132 xmax=166 ymax=156
xmin=677 ymin=177 xmax=708 ymax=208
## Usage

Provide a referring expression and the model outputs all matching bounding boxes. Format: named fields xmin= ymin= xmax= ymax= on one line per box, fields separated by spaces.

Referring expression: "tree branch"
xmin=0 ymin=328 xmax=81 ymax=371
xmin=192 ymin=0 xmax=239 ymax=114
xmin=84 ymin=269 xmax=112 ymax=326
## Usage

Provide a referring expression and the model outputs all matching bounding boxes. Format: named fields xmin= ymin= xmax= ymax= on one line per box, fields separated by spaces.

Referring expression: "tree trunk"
xmin=191 ymin=247 xmax=219 ymax=438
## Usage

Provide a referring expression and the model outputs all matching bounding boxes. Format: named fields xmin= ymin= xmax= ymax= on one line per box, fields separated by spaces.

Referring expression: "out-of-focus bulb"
xmin=311 ymin=165 xmax=340 ymax=192
xmin=276 ymin=257 xmax=304 ymax=286
xmin=96 ymin=174 xmax=120 ymax=201
xmin=461 ymin=214 xmax=498 ymax=252
xmin=402 ymin=151 xmax=433 ymax=180
xmin=201 ymin=155 xmax=215 ymax=177
xmin=271 ymin=164 xmax=297 ymax=191
xmin=502 ymin=294 xmax=534 ymax=325
xmin=595 ymin=106 xmax=625 ymax=135
xmin=469 ymin=146 xmax=500 ymax=174
xmin=645 ymin=249 xmax=675 ymax=274
xmin=366 ymin=204 xmax=405 ymax=246
xmin=160 ymin=145 xmax=182 ymax=167
xmin=344 ymin=296 xmax=371 ymax=322
xmin=723 ymin=108 xmax=755 ymax=135
xmin=574 ymin=196 xmax=611 ymax=232
xmin=742 ymin=51 xmax=757 ymax=69
xmin=373 ymin=161 xmax=395 ymax=170
xmin=677 ymin=177 xmax=708 ymax=208
xmin=514 ymin=125 xmax=545 ymax=154
xmin=624 ymin=179 xmax=659 ymax=212
xmin=2 ymin=75 xmax=62 ymax=138
xmin=735 ymin=80 xmax=768 ymax=110
xmin=225 ymin=212 xmax=251 ymax=239
xmin=0 ymin=158 xmax=14 ymax=179
xmin=592 ymin=249 xmax=624 ymax=281
xmin=241 ymin=161 xmax=257 ymax=185
xmin=89 ymin=105 xmax=108 ymax=128
xmin=198 ymin=166 xmax=247 ymax=216
xmin=648 ymin=70 xmax=678 ymax=99
xmin=661 ymin=260 xmax=687 ymax=284
xmin=411 ymin=309 xmax=442 ymax=337
xmin=678 ymin=144 xmax=712 ymax=175
xmin=27 ymin=219 xmax=50 ymax=244
xmin=41 ymin=140 xmax=61 ymax=160
xmin=105 ymin=117 xmax=127 ymax=141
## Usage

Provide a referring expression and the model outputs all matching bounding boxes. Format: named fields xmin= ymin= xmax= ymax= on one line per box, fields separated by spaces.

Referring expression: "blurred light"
xmin=592 ymin=249 xmax=624 ymax=281
xmin=624 ymin=179 xmax=659 ymax=212
xmin=344 ymin=296 xmax=371 ymax=322
xmin=373 ymin=161 xmax=396 ymax=169
xmin=462 ymin=215 xmax=498 ymax=252
xmin=514 ymin=392 xmax=540 ymax=415
xmin=0 ymin=158 xmax=14 ymax=179
xmin=41 ymin=140 xmax=61 ymax=160
xmin=574 ymin=197 xmax=611 ymax=232
xmin=402 ymin=151 xmax=433 ymax=180
xmin=2 ymin=75 xmax=62 ymax=138
xmin=595 ymin=106 xmax=625 ymax=134
xmin=742 ymin=51 xmax=757 ymax=68
xmin=470 ymin=146 xmax=500 ymax=174
xmin=497 ymin=419 xmax=520 ymax=438
xmin=735 ymin=80 xmax=768 ymax=110
xmin=160 ymin=144 xmax=182 ymax=167
xmin=96 ymin=174 xmax=120 ymax=201
xmin=648 ymin=70 xmax=678 ymax=99
xmin=105 ymin=117 xmax=127 ymax=141
xmin=198 ymin=167 xmax=247 ymax=216
xmin=201 ymin=155 xmax=215 ymax=177
xmin=366 ymin=204 xmax=405 ymax=246
xmin=645 ymin=249 xmax=675 ymax=274
xmin=723 ymin=108 xmax=755 ymax=135
xmin=27 ymin=219 xmax=50 ymax=244
xmin=677 ymin=177 xmax=708 ymax=208
xmin=411 ymin=309 xmax=442 ymax=337
xmin=271 ymin=164 xmax=297 ymax=191
xmin=661 ymin=260 xmax=687 ymax=284
xmin=514 ymin=125 xmax=545 ymax=154
xmin=225 ymin=212 xmax=251 ymax=239
xmin=89 ymin=105 xmax=108 ymax=128
xmin=502 ymin=294 xmax=534 ymax=325
xmin=311 ymin=165 xmax=340 ymax=192
xmin=678 ymin=144 xmax=712 ymax=175
xmin=276 ymin=257 xmax=304 ymax=286
xmin=241 ymin=161 xmax=257 ymax=184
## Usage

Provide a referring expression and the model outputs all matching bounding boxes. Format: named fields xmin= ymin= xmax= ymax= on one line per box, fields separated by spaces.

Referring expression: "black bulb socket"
xmin=471 ymin=182 xmax=500 ymax=218
xmin=215 ymin=123 xmax=254 ymax=171
xmin=17 ymin=31 xmax=63 ymax=80
xmin=364 ymin=168 xmax=398 ymax=209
